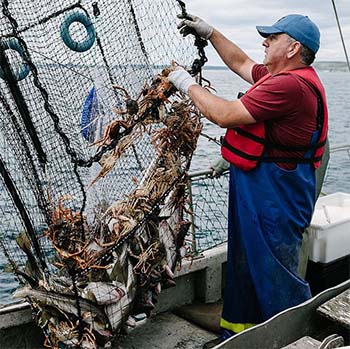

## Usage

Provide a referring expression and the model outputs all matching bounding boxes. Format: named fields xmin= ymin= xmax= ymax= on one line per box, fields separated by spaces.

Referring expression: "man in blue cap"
xmin=168 ymin=14 xmax=328 ymax=347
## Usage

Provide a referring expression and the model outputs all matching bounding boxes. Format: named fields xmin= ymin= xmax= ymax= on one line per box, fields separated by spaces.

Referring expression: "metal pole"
xmin=331 ymin=0 xmax=350 ymax=72
xmin=186 ymin=177 xmax=197 ymax=253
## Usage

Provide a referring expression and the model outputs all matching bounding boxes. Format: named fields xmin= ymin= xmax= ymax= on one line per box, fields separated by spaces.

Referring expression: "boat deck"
xmin=0 ymin=245 xmax=349 ymax=349
xmin=118 ymin=312 xmax=216 ymax=349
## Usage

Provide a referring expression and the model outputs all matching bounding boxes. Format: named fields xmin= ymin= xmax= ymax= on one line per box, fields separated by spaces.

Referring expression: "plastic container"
xmin=306 ymin=256 xmax=350 ymax=295
xmin=307 ymin=192 xmax=350 ymax=263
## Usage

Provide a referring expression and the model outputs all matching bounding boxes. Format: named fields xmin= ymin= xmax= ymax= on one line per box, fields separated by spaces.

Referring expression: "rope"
xmin=0 ymin=91 xmax=51 ymax=222
xmin=175 ymin=0 xmax=208 ymax=80
xmin=200 ymin=132 xmax=221 ymax=146
xmin=126 ymin=0 xmax=151 ymax=65
xmin=331 ymin=0 xmax=350 ymax=72
xmin=2 ymin=3 xmax=81 ymax=37
xmin=0 ymin=156 xmax=48 ymax=271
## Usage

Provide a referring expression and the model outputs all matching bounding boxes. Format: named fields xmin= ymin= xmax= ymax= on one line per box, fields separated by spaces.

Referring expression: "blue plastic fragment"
xmin=81 ymin=86 xmax=97 ymax=142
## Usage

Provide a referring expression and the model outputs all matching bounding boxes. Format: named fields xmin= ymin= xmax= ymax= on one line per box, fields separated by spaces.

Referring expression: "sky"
xmin=183 ymin=0 xmax=350 ymax=65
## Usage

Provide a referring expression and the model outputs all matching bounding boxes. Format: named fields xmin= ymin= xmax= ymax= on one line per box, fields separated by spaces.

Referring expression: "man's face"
xmin=262 ymin=33 xmax=295 ymax=68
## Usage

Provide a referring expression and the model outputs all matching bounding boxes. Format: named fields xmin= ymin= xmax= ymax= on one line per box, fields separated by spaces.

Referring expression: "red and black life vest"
xmin=221 ymin=67 xmax=328 ymax=171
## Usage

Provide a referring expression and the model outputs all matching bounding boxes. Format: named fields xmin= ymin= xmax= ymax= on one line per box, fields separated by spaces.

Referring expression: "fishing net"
xmin=0 ymin=0 xmax=208 ymax=347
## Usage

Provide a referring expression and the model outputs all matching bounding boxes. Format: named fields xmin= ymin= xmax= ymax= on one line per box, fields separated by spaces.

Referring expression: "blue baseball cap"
xmin=256 ymin=14 xmax=320 ymax=53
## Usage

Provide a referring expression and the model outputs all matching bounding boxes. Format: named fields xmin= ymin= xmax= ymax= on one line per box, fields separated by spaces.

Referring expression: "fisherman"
xmin=168 ymin=13 xmax=328 ymax=347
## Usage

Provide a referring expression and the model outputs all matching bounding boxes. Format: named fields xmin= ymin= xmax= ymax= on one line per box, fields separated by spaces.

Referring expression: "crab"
xmin=91 ymin=118 xmax=131 ymax=151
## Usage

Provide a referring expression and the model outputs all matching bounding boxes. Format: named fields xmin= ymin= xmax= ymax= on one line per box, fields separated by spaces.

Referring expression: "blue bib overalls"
xmin=220 ymin=134 xmax=319 ymax=336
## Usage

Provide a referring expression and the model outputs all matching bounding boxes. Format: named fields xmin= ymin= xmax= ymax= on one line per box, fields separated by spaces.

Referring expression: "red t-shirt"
xmin=240 ymin=64 xmax=318 ymax=169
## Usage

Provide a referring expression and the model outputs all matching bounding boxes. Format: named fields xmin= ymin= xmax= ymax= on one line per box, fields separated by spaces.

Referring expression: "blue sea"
xmin=0 ymin=65 xmax=349 ymax=305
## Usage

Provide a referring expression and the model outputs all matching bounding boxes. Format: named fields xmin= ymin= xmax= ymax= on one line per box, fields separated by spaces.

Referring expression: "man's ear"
xmin=287 ymin=41 xmax=301 ymax=59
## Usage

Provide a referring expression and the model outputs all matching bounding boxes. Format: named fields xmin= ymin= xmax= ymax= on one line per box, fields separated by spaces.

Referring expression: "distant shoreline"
xmin=203 ymin=61 xmax=349 ymax=72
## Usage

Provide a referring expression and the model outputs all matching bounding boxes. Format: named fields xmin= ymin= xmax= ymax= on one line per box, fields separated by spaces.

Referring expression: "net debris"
xmin=0 ymin=0 xmax=209 ymax=347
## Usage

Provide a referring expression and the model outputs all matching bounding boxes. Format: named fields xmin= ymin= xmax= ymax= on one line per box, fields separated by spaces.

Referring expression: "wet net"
xmin=0 ymin=0 xmax=207 ymax=347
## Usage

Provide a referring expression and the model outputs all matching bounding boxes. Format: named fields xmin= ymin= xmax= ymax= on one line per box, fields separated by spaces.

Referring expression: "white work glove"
xmin=168 ymin=66 xmax=198 ymax=95
xmin=177 ymin=14 xmax=213 ymax=40
xmin=210 ymin=157 xmax=230 ymax=177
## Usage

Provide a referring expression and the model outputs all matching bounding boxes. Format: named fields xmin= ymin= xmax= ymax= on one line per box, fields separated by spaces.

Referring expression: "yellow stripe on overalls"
xmin=220 ymin=318 xmax=256 ymax=333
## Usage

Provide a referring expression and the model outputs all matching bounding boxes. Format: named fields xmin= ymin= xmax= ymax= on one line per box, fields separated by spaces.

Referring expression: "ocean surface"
xmin=0 ymin=65 xmax=349 ymax=305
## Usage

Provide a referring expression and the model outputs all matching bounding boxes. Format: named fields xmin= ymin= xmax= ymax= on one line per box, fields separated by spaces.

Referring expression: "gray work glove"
xmin=210 ymin=157 xmax=230 ymax=177
xmin=177 ymin=14 xmax=213 ymax=40
xmin=168 ymin=66 xmax=198 ymax=95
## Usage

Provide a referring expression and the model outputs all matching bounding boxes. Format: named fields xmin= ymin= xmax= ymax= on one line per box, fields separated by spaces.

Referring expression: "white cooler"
xmin=307 ymin=192 xmax=350 ymax=263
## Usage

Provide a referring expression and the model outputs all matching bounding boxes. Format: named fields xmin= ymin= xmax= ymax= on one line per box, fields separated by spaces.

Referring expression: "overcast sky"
xmin=183 ymin=0 xmax=350 ymax=65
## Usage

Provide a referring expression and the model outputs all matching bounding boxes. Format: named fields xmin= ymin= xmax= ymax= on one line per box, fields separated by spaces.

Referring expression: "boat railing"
xmin=330 ymin=143 xmax=350 ymax=153
xmin=187 ymin=143 xmax=350 ymax=253
xmin=186 ymin=166 xmax=229 ymax=254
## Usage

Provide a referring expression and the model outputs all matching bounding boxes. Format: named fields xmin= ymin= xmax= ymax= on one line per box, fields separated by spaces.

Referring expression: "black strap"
xmin=232 ymin=127 xmax=326 ymax=151
xmin=222 ymin=137 xmax=323 ymax=164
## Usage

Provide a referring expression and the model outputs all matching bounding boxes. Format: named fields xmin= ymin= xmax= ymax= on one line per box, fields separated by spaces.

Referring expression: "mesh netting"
xmin=0 ymin=0 xmax=205 ymax=347
xmin=186 ymin=171 xmax=229 ymax=253
xmin=0 ymin=0 xmax=197 ymax=211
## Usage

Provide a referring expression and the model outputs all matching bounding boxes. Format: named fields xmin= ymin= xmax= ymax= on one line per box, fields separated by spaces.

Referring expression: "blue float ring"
xmin=0 ymin=38 xmax=30 ymax=81
xmin=60 ymin=12 xmax=96 ymax=52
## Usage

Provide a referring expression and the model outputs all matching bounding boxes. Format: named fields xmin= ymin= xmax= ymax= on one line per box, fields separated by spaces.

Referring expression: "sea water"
xmin=0 ymin=67 xmax=349 ymax=305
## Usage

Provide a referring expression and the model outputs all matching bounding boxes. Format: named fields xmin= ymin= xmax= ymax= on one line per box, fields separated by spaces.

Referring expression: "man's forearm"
xmin=188 ymin=84 xmax=256 ymax=128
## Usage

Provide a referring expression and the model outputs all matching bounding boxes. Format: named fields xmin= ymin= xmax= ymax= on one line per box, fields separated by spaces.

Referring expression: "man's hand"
xmin=177 ymin=14 xmax=213 ymax=40
xmin=210 ymin=157 xmax=230 ymax=177
xmin=168 ymin=66 xmax=198 ymax=95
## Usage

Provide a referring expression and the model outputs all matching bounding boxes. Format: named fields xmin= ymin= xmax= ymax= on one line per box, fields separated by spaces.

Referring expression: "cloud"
xmin=183 ymin=0 xmax=350 ymax=64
